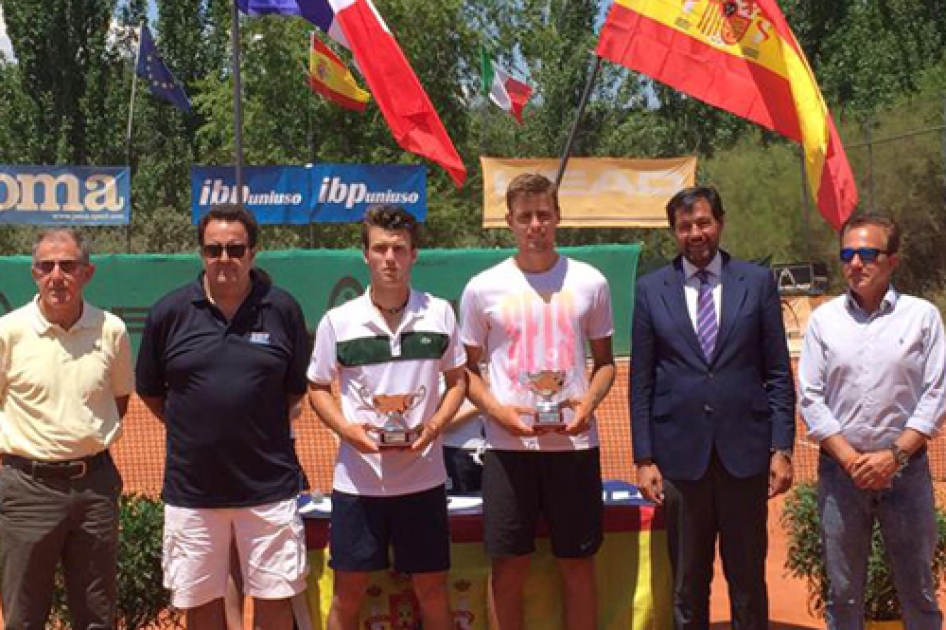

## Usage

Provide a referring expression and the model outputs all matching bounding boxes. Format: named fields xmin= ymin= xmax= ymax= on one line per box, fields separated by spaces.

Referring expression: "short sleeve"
xmin=135 ymin=305 xmax=168 ymax=397
xmin=307 ymin=312 xmax=338 ymax=385
xmin=282 ymin=295 xmax=310 ymax=395
xmin=459 ymin=279 xmax=487 ymax=349
xmin=586 ymin=275 xmax=615 ymax=341
xmin=440 ymin=304 xmax=467 ymax=371
xmin=110 ymin=323 xmax=135 ymax=398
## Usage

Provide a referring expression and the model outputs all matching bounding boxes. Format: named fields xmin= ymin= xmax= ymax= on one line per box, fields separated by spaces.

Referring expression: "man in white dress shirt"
xmin=799 ymin=210 xmax=945 ymax=630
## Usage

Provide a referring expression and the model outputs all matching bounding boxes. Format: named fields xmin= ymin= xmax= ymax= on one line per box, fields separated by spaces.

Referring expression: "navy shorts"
xmin=483 ymin=448 xmax=603 ymax=558
xmin=329 ymin=484 xmax=450 ymax=573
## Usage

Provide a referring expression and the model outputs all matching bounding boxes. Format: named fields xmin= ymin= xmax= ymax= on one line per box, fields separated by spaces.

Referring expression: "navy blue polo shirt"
xmin=136 ymin=273 xmax=309 ymax=508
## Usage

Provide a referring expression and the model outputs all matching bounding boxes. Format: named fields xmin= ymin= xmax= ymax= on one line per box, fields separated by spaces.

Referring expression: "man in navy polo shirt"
xmin=136 ymin=204 xmax=309 ymax=630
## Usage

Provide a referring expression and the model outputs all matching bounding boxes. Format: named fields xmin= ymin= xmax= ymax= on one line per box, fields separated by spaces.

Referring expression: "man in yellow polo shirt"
xmin=0 ymin=228 xmax=134 ymax=630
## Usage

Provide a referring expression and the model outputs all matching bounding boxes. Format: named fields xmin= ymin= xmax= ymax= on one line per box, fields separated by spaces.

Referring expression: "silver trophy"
xmin=354 ymin=384 xmax=427 ymax=448
xmin=521 ymin=370 xmax=568 ymax=428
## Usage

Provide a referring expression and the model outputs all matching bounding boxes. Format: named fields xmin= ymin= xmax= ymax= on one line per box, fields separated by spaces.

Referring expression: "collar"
xmin=681 ymin=251 xmax=723 ymax=282
xmin=361 ymin=286 xmax=420 ymax=331
xmin=189 ymin=269 xmax=271 ymax=307
xmin=29 ymin=296 xmax=96 ymax=335
xmin=845 ymin=285 xmax=898 ymax=316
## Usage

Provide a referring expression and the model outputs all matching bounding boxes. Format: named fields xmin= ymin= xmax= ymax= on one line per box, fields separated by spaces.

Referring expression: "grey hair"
xmin=32 ymin=229 xmax=92 ymax=264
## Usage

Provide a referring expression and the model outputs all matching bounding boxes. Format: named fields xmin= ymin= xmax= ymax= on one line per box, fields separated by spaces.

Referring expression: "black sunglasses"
xmin=201 ymin=243 xmax=248 ymax=259
xmin=33 ymin=259 xmax=84 ymax=275
xmin=839 ymin=247 xmax=889 ymax=263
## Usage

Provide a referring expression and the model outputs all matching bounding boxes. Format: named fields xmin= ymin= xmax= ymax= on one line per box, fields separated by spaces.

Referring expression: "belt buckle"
xmin=68 ymin=461 xmax=87 ymax=480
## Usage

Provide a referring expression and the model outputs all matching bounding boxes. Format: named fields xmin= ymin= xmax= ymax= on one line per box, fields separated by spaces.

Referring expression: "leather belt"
xmin=2 ymin=451 xmax=110 ymax=481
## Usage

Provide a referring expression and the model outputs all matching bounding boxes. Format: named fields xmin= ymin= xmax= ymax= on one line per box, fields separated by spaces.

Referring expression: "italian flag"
xmin=480 ymin=46 xmax=533 ymax=124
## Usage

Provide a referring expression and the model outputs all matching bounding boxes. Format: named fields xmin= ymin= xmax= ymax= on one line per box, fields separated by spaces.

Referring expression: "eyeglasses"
xmin=33 ymin=259 xmax=84 ymax=275
xmin=839 ymin=247 xmax=889 ymax=263
xmin=201 ymin=243 xmax=248 ymax=259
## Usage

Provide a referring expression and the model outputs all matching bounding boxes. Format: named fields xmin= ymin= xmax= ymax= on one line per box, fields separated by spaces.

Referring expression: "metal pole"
xmin=799 ymin=151 xmax=812 ymax=257
xmin=942 ymin=95 xmax=946 ymax=190
xmin=231 ymin=2 xmax=244 ymax=201
xmin=864 ymin=121 xmax=876 ymax=211
xmin=125 ymin=23 xmax=143 ymax=167
xmin=124 ymin=22 xmax=144 ymax=254
xmin=555 ymin=54 xmax=601 ymax=188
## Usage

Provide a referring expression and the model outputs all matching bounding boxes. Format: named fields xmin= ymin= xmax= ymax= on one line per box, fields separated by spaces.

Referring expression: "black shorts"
xmin=482 ymin=448 xmax=603 ymax=559
xmin=329 ymin=484 xmax=450 ymax=574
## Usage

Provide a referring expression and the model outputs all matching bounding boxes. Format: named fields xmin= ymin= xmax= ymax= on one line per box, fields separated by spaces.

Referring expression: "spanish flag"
xmin=597 ymin=0 xmax=857 ymax=230
xmin=307 ymin=33 xmax=370 ymax=111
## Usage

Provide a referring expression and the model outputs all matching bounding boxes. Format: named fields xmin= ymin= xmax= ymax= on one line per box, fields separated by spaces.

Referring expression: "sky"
xmin=0 ymin=6 xmax=13 ymax=61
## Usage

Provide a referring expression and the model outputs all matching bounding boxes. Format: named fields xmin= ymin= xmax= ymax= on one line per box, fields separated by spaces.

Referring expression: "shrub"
xmin=782 ymin=483 xmax=946 ymax=622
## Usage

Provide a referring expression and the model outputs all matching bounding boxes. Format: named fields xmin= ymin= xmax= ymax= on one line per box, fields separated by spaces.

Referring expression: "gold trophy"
xmin=521 ymin=370 xmax=567 ymax=428
xmin=354 ymin=384 xmax=426 ymax=448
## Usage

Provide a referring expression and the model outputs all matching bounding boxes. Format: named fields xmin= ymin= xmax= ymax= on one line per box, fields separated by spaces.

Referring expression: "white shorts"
xmin=163 ymin=498 xmax=308 ymax=609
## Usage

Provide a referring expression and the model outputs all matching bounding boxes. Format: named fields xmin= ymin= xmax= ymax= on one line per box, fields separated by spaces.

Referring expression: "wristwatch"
xmin=889 ymin=443 xmax=910 ymax=475
xmin=771 ymin=448 xmax=793 ymax=464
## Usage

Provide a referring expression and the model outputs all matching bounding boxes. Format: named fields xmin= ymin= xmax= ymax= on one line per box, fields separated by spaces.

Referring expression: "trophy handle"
xmin=351 ymin=383 xmax=375 ymax=412
xmin=405 ymin=385 xmax=427 ymax=412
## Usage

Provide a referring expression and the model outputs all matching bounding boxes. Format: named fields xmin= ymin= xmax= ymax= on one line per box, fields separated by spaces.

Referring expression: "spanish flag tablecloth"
xmin=296 ymin=485 xmax=672 ymax=630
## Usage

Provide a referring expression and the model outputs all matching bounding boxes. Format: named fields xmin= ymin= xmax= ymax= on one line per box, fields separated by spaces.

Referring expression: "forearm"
xmin=466 ymin=367 xmax=506 ymax=419
xmin=894 ymin=428 xmax=928 ymax=457
xmin=820 ymin=433 xmax=859 ymax=470
xmin=308 ymin=386 xmax=351 ymax=437
xmin=581 ymin=360 xmax=615 ymax=414
xmin=426 ymin=378 xmax=467 ymax=434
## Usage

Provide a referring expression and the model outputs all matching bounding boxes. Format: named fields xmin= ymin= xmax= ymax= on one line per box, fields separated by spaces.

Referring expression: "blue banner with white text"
xmin=0 ymin=165 xmax=130 ymax=225
xmin=191 ymin=164 xmax=427 ymax=224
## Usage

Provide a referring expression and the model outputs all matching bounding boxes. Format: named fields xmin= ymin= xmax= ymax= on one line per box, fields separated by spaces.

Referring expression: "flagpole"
xmin=231 ymin=1 xmax=245 ymax=199
xmin=124 ymin=21 xmax=144 ymax=254
xmin=126 ymin=22 xmax=143 ymax=167
xmin=555 ymin=53 xmax=601 ymax=188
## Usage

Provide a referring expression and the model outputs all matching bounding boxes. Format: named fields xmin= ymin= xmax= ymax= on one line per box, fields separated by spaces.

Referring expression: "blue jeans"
xmin=818 ymin=450 xmax=942 ymax=630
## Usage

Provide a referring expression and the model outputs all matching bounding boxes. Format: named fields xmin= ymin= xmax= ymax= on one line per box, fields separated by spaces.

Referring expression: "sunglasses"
xmin=201 ymin=243 xmax=248 ymax=259
xmin=839 ymin=247 xmax=889 ymax=263
xmin=33 ymin=259 xmax=84 ymax=275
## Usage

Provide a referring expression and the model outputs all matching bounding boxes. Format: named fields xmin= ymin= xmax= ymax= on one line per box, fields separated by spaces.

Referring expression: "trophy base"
xmin=378 ymin=429 xmax=421 ymax=448
xmin=533 ymin=402 xmax=565 ymax=428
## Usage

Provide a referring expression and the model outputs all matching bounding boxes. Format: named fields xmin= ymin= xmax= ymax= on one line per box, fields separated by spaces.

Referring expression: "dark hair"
xmin=361 ymin=205 xmax=421 ymax=250
xmin=197 ymin=204 xmax=259 ymax=248
xmin=33 ymin=228 xmax=91 ymax=264
xmin=505 ymin=173 xmax=560 ymax=215
xmin=666 ymin=186 xmax=725 ymax=228
xmin=840 ymin=210 xmax=901 ymax=254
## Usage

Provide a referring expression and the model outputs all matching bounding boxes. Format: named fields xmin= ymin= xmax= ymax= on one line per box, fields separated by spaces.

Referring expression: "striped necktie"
xmin=696 ymin=270 xmax=717 ymax=361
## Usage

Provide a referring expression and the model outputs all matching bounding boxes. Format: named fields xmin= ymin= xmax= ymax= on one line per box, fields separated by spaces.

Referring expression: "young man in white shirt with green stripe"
xmin=308 ymin=205 xmax=466 ymax=630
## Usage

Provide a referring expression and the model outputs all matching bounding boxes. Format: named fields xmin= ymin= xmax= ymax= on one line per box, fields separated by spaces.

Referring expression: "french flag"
xmin=239 ymin=0 xmax=466 ymax=187
xmin=236 ymin=0 xmax=348 ymax=46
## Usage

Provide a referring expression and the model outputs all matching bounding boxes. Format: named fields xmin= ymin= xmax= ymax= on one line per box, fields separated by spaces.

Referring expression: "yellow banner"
xmin=299 ymin=531 xmax=672 ymax=629
xmin=481 ymin=156 xmax=696 ymax=228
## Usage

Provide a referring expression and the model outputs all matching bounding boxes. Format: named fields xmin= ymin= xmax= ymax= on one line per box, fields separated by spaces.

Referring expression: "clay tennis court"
xmin=4 ymin=359 xmax=944 ymax=628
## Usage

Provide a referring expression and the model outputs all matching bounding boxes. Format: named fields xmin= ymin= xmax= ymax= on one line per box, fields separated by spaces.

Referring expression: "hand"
xmin=341 ymin=422 xmax=380 ymax=454
xmin=410 ymin=423 xmax=440 ymax=453
xmin=559 ymin=398 xmax=593 ymax=436
xmin=493 ymin=404 xmax=536 ymax=438
xmin=768 ymin=451 xmax=793 ymax=498
xmin=849 ymin=451 xmax=897 ymax=490
xmin=636 ymin=463 xmax=665 ymax=505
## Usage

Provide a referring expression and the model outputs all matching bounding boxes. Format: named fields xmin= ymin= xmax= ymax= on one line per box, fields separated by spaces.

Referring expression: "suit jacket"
xmin=630 ymin=252 xmax=795 ymax=480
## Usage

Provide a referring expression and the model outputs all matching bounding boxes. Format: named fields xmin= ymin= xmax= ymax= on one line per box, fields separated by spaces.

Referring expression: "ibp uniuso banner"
xmin=191 ymin=164 xmax=427 ymax=224
xmin=0 ymin=165 xmax=131 ymax=225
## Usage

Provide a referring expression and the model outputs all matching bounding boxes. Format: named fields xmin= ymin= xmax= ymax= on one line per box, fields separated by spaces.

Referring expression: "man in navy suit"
xmin=630 ymin=186 xmax=795 ymax=630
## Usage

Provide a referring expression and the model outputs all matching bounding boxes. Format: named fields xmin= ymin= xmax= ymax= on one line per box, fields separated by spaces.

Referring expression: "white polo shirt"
xmin=308 ymin=288 xmax=466 ymax=496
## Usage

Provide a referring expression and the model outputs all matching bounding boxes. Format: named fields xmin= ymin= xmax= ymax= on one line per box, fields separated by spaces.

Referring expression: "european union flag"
xmin=136 ymin=25 xmax=192 ymax=112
